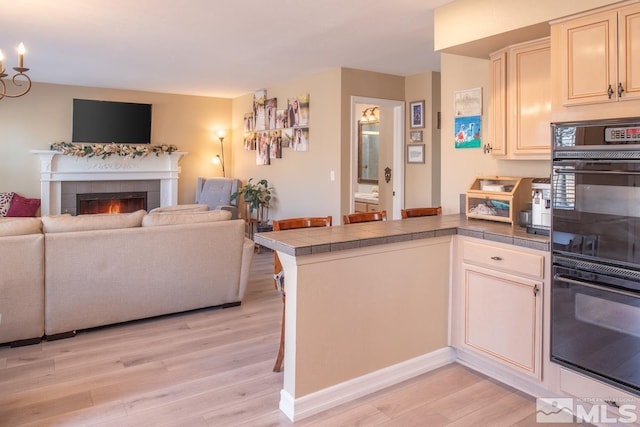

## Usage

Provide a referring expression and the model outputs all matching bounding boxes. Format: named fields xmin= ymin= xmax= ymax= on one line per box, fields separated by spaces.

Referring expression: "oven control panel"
xmin=605 ymin=126 xmax=640 ymax=143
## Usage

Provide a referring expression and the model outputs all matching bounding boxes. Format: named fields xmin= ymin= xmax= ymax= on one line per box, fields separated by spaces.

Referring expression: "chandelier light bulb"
xmin=0 ymin=41 xmax=32 ymax=100
xmin=17 ymin=43 xmax=25 ymax=65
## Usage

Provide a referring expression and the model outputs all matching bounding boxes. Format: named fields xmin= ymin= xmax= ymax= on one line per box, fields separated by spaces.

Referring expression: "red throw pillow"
xmin=6 ymin=193 xmax=41 ymax=217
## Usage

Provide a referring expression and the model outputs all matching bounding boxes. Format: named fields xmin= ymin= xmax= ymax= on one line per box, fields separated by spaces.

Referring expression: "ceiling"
xmin=0 ymin=0 xmax=454 ymax=98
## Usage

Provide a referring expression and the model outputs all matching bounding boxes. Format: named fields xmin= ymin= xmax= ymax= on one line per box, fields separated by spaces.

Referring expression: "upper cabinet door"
xmin=487 ymin=38 xmax=551 ymax=160
xmin=508 ymin=38 xmax=551 ymax=158
xmin=618 ymin=3 xmax=640 ymax=102
xmin=560 ymin=9 xmax=618 ymax=106
xmin=488 ymin=49 xmax=507 ymax=157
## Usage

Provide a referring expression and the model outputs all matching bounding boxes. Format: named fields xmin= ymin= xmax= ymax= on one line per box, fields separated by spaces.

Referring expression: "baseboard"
xmin=279 ymin=346 xmax=456 ymax=421
xmin=455 ymin=348 xmax=551 ymax=399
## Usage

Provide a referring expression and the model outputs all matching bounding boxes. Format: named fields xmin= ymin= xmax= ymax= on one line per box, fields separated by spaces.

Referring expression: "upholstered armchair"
xmin=195 ymin=177 xmax=240 ymax=219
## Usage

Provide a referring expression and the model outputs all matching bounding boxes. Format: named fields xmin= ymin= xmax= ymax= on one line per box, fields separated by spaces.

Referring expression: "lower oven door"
xmin=552 ymin=265 xmax=640 ymax=395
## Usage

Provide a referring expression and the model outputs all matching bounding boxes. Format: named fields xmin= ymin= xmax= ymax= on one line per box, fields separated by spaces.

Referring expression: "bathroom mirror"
xmin=358 ymin=122 xmax=379 ymax=184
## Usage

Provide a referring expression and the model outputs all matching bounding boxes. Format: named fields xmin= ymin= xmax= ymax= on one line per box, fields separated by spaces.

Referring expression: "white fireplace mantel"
xmin=31 ymin=150 xmax=187 ymax=215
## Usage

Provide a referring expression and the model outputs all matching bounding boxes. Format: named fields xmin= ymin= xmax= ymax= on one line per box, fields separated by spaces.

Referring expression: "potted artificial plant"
xmin=231 ymin=178 xmax=273 ymax=225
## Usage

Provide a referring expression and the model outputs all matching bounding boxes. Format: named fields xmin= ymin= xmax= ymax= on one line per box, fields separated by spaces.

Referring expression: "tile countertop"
xmin=254 ymin=214 xmax=550 ymax=257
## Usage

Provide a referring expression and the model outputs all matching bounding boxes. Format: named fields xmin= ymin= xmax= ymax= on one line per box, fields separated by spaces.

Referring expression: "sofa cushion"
xmin=0 ymin=217 xmax=43 ymax=236
xmin=141 ymin=210 xmax=231 ymax=227
xmin=149 ymin=204 xmax=209 ymax=213
xmin=6 ymin=193 xmax=40 ymax=217
xmin=0 ymin=192 xmax=14 ymax=217
xmin=42 ymin=209 xmax=146 ymax=233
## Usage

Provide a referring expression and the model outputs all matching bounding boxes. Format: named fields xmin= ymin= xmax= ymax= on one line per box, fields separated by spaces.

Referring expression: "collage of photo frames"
xmin=243 ymin=89 xmax=310 ymax=165
xmin=407 ymin=100 xmax=426 ymax=164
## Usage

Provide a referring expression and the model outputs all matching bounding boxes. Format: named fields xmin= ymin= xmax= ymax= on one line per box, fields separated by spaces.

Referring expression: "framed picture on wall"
xmin=407 ymin=144 xmax=425 ymax=163
xmin=410 ymin=130 xmax=423 ymax=143
xmin=409 ymin=100 xmax=425 ymax=129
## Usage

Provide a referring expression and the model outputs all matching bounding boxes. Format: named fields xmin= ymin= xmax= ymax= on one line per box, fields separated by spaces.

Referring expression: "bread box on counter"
xmin=466 ymin=176 xmax=532 ymax=225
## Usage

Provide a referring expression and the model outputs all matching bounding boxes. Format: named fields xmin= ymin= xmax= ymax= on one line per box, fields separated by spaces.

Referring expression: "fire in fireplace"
xmin=77 ymin=192 xmax=147 ymax=215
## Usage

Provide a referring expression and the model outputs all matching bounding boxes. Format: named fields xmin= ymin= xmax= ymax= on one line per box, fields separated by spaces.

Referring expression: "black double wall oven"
xmin=551 ymin=118 xmax=640 ymax=396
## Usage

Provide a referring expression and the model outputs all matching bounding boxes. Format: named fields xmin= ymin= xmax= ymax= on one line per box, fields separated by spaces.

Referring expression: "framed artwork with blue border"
xmin=409 ymin=100 xmax=425 ymax=129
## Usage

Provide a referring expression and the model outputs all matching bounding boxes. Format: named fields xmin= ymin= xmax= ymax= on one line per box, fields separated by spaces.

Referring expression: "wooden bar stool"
xmin=401 ymin=206 xmax=442 ymax=218
xmin=271 ymin=216 xmax=332 ymax=372
xmin=342 ymin=210 xmax=387 ymax=224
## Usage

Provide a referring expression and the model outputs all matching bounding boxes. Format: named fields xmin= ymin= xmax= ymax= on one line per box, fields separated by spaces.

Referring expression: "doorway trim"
xmin=350 ymin=96 xmax=405 ymax=219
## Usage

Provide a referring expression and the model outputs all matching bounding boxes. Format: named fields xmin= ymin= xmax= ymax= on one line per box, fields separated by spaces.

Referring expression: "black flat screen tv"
xmin=72 ymin=99 xmax=152 ymax=144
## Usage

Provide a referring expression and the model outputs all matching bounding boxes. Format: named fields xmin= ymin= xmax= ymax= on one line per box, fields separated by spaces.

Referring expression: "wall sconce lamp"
xmin=360 ymin=106 xmax=379 ymax=123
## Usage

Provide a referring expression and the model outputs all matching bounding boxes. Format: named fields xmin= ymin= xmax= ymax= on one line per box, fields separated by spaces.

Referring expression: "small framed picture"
xmin=409 ymin=100 xmax=425 ymax=129
xmin=407 ymin=144 xmax=425 ymax=164
xmin=410 ymin=130 xmax=423 ymax=143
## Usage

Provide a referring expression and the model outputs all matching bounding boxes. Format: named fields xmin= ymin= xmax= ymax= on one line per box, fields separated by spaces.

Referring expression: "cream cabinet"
xmin=556 ymin=3 xmax=640 ymax=106
xmin=354 ymin=201 xmax=379 ymax=213
xmin=453 ymin=238 xmax=544 ymax=380
xmin=487 ymin=50 xmax=507 ymax=156
xmin=487 ymin=38 xmax=551 ymax=159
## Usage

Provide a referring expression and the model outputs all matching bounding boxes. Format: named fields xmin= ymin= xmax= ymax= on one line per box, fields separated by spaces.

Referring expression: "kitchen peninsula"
xmin=254 ymin=215 xmax=549 ymax=421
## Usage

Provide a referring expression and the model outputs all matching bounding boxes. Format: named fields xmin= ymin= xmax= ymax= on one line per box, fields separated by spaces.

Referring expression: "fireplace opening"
xmin=77 ymin=192 xmax=147 ymax=215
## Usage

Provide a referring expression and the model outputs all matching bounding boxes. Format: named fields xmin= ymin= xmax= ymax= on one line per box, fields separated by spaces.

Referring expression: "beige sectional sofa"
xmin=0 ymin=218 xmax=45 ymax=345
xmin=0 ymin=207 xmax=254 ymax=344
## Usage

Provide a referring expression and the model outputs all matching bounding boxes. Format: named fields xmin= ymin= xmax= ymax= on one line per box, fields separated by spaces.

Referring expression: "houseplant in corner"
xmin=231 ymin=178 xmax=273 ymax=226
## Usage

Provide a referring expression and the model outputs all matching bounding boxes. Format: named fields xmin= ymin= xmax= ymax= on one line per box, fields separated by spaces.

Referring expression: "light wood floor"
xmin=0 ymin=251 xmax=552 ymax=426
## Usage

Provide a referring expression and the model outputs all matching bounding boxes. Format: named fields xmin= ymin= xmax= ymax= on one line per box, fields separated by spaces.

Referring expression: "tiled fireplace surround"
xmin=61 ymin=180 xmax=160 ymax=215
xmin=31 ymin=150 xmax=187 ymax=216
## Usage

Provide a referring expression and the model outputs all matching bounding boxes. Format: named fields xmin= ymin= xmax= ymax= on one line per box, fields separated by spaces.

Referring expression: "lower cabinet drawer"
xmin=462 ymin=239 xmax=544 ymax=279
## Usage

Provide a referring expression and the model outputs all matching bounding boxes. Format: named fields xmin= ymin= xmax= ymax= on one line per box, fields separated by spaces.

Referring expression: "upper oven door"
xmin=552 ymin=159 xmax=640 ymax=267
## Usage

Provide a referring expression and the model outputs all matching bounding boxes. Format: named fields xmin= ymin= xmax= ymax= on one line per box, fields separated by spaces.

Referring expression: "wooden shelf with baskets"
xmin=466 ymin=176 xmax=532 ymax=225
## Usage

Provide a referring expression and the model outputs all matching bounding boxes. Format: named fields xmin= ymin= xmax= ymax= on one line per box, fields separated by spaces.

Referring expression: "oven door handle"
xmin=554 ymin=274 xmax=640 ymax=299
xmin=554 ymin=169 xmax=640 ymax=176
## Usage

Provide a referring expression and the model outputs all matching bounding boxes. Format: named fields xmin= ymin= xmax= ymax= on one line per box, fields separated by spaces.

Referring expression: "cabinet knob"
xmin=483 ymin=144 xmax=493 ymax=154
xmin=618 ymin=82 xmax=625 ymax=98
xmin=533 ymin=285 xmax=540 ymax=296
xmin=608 ymin=84 xmax=614 ymax=99
xmin=490 ymin=256 xmax=502 ymax=261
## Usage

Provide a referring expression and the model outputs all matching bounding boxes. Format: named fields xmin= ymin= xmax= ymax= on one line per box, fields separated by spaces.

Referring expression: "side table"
xmin=246 ymin=219 xmax=272 ymax=253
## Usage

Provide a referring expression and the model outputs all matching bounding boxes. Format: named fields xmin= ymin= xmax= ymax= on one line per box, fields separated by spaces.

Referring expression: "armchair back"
xmin=196 ymin=177 xmax=240 ymax=219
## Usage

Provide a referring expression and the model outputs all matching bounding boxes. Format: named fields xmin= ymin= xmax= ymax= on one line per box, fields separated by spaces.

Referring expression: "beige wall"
xmin=287 ymin=237 xmax=451 ymax=397
xmin=230 ymin=69 xmax=343 ymax=221
xmin=0 ymin=82 xmax=231 ymax=204
xmin=440 ymin=54 xmax=549 ymax=214
xmin=2 ymin=68 xmax=438 ymax=222
xmin=435 ymin=0 xmax=621 ymax=53
xmin=340 ymin=69 xmax=405 ymax=219
xmin=436 ymin=0 xmax=632 ymax=215
xmin=230 ymin=68 xmax=410 ymax=223
xmin=405 ymin=72 xmax=441 ymax=208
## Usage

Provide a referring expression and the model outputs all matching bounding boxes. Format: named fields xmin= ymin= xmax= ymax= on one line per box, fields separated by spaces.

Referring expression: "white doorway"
xmin=350 ymin=96 xmax=404 ymax=219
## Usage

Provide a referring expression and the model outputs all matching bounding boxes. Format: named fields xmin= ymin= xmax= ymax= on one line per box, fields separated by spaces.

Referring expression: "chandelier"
xmin=0 ymin=43 xmax=31 ymax=100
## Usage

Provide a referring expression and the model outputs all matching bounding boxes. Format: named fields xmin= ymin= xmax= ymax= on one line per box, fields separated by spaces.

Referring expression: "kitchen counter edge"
xmin=254 ymin=214 xmax=549 ymax=257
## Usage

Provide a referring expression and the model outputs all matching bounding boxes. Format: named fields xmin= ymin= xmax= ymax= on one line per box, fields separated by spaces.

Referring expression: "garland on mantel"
xmin=50 ymin=141 xmax=179 ymax=159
